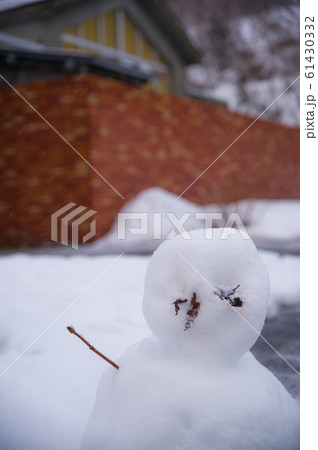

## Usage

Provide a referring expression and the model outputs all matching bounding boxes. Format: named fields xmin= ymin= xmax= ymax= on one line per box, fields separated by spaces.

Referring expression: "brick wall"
xmin=0 ymin=76 xmax=92 ymax=247
xmin=0 ymin=74 xmax=299 ymax=247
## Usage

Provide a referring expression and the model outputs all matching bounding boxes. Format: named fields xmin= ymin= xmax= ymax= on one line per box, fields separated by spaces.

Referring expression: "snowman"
xmin=81 ymin=228 xmax=299 ymax=450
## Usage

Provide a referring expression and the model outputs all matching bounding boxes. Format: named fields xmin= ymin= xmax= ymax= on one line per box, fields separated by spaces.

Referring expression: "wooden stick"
xmin=67 ymin=326 xmax=119 ymax=370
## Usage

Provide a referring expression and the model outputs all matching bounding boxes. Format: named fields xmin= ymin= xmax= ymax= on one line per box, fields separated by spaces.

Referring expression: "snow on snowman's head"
xmin=142 ymin=228 xmax=270 ymax=361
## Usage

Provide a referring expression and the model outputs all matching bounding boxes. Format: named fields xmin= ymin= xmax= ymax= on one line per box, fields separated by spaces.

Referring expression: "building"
xmin=0 ymin=0 xmax=200 ymax=94
xmin=0 ymin=1 xmax=299 ymax=248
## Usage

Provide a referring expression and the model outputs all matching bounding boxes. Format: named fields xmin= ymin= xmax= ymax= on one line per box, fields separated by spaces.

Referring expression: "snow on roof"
xmin=0 ymin=30 xmax=45 ymax=50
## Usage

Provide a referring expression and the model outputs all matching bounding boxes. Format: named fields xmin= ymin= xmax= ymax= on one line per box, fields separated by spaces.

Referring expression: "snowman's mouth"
xmin=172 ymin=292 xmax=200 ymax=331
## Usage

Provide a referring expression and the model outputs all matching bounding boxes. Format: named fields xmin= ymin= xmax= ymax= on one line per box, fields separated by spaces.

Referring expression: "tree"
xmin=164 ymin=0 xmax=300 ymax=125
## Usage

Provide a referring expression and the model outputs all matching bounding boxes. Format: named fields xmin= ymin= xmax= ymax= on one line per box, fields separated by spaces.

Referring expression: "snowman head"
xmin=142 ymin=228 xmax=269 ymax=361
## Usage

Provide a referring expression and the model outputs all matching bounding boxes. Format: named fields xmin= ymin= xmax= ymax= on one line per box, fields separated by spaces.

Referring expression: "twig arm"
xmin=67 ymin=326 xmax=119 ymax=370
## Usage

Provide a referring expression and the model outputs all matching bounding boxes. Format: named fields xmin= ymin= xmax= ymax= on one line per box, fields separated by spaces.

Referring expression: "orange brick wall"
xmin=0 ymin=74 xmax=299 ymax=247
xmin=87 ymin=75 xmax=299 ymax=238
xmin=0 ymin=76 xmax=92 ymax=247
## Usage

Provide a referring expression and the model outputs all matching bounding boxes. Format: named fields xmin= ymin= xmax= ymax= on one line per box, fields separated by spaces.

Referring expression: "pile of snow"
xmin=82 ymin=229 xmax=299 ymax=450
xmin=260 ymin=251 xmax=300 ymax=319
xmin=247 ymin=200 xmax=299 ymax=253
xmin=85 ymin=188 xmax=204 ymax=254
xmin=84 ymin=187 xmax=299 ymax=255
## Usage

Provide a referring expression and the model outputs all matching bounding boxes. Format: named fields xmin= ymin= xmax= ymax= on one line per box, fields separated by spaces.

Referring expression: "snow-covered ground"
xmin=0 ymin=248 xmax=299 ymax=450
xmin=0 ymin=254 xmax=149 ymax=450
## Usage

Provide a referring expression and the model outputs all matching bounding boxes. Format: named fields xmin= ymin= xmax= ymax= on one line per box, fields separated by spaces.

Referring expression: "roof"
xmin=0 ymin=0 xmax=201 ymax=65
xmin=0 ymin=47 xmax=153 ymax=84
xmin=0 ymin=0 xmax=45 ymax=13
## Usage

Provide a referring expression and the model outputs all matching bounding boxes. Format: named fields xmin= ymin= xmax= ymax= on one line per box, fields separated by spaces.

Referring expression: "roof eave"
xmin=0 ymin=0 xmax=201 ymax=66
xmin=0 ymin=46 xmax=154 ymax=83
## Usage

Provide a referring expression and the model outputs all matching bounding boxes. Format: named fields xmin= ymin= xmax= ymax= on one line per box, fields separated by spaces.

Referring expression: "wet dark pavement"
xmin=251 ymin=304 xmax=300 ymax=401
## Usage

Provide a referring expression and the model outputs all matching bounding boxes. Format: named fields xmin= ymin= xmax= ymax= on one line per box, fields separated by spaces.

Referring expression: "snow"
xmin=82 ymin=229 xmax=299 ymax=450
xmin=83 ymin=350 xmax=299 ymax=450
xmin=246 ymin=199 xmax=299 ymax=252
xmin=143 ymin=228 xmax=269 ymax=361
xmin=84 ymin=187 xmax=300 ymax=255
xmin=86 ymin=188 xmax=203 ymax=254
xmin=260 ymin=251 xmax=300 ymax=319
xmin=182 ymin=5 xmax=300 ymax=127
xmin=199 ymin=76 xmax=300 ymax=127
xmin=0 ymin=254 xmax=150 ymax=450
xmin=0 ymin=31 xmax=46 ymax=51
xmin=0 ymin=242 xmax=299 ymax=449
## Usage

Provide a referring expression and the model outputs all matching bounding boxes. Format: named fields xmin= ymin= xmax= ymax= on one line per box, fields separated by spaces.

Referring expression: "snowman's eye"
xmin=214 ymin=285 xmax=243 ymax=307
xmin=184 ymin=292 xmax=200 ymax=331
xmin=171 ymin=298 xmax=188 ymax=315
xmin=230 ymin=297 xmax=243 ymax=307
xmin=171 ymin=292 xmax=201 ymax=330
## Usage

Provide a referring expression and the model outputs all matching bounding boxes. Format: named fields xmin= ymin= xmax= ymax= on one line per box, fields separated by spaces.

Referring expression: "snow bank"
xmin=83 ymin=187 xmax=204 ymax=254
xmin=84 ymin=187 xmax=299 ymax=255
xmin=247 ymin=199 xmax=300 ymax=253
xmin=260 ymin=251 xmax=300 ymax=319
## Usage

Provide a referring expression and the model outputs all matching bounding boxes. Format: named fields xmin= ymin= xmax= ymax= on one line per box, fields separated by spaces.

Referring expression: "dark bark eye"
xmin=214 ymin=285 xmax=243 ymax=307
xmin=172 ymin=293 xmax=200 ymax=330
xmin=172 ymin=298 xmax=188 ymax=315
xmin=231 ymin=297 xmax=243 ymax=307
xmin=184 ymin=293 xmax=200 ymax=331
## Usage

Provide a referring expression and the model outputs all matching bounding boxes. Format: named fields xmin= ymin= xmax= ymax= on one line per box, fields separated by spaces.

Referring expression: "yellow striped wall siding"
xmin=61 ymin=8 xmax=171 ymax=93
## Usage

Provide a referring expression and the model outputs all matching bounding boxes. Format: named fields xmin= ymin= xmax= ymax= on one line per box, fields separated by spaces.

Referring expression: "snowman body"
xmin=81 ymin=228 xmax=299 ymax=450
